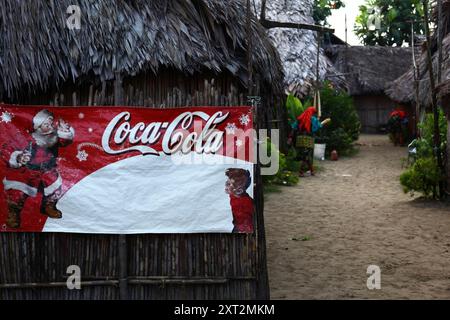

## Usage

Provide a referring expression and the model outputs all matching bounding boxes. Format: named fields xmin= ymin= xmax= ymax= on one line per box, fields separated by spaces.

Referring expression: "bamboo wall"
xmin=0 ymin=69 xmax=284 ymax=300
xmin=354 ymin=95 xmax=416 ymax=136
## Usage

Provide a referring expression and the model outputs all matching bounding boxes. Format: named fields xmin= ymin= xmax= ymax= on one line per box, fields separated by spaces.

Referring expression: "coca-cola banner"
xmin=0 ymin=105 xmax=255 ymax=234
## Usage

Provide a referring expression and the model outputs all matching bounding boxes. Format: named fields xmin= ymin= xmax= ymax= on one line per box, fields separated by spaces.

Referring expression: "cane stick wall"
xmin=0 ymin=69 xmax=285 ymax=300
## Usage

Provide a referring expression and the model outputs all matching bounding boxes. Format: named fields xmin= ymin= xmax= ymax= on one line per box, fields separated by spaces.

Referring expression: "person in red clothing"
xmin=225 ymin=168 xmax=254 ymax=233
xmin=2 ymin=109 xmax=75 ymax=228
xmin=296 ymin=106 xmax=331 ymax=176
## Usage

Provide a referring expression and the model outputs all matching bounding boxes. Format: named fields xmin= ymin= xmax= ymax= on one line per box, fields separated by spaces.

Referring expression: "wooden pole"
xmin=248 ymin=1 xmax=269 ymax=299
xmin=246 ymin=0 xmax=253 ymax=94
xmin=260 ymin=18 xmax=334 ymax=33
xmin=114 ymin=72 xmax=129 ymax=299
xmin=411 ymin=22 xmax=421 ymax=137
xmin=316 ymin=31 xmax=322 ymax=118
xmin=345 ymin=14 xmax=348 ymax=45
xmin=423 ymin=0 xmax=445 ymax=199
xmin=437 ymin=0 xmax=448 ymax=195
xmin=437 ymin=0 xmax=444 ymax=84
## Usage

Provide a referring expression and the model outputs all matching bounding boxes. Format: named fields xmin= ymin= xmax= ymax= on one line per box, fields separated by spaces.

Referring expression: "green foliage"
xmin=262 ymin=139 xmax=300 ymax=187
xmin=286 ymin=94 xmax=305 ymax=129
xmin=400 ymin=157 xmax=441 ymax=198
xmin=313 ymin=0 xmax=344 ymax=26
xmin=355 ymin=0 xmax=425 ymax=46
xmin=418 ymin=109 xmax=448 ymax=157
xmin=315 ymin=83 xmax=361 ymax=156
xmin=400 ymin=110 xmax=448 ymax=198
xmin=268 ymin=169 xmax=300 ymax=187
xmin=285 ymin=148 xmax=301 ymax=173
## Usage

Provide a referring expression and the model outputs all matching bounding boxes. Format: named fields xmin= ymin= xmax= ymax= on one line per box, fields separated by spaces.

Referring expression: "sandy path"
xmin=265 ymin=134 xmax=450 ymax=299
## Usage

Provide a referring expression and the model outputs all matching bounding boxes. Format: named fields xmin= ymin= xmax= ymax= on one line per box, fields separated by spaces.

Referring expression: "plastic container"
xmin=314 ymin=143 xmax=326 ymax=161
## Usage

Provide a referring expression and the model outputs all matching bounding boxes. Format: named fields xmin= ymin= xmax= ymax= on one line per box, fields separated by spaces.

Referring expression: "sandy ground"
xmin=265 ymin=134 xmax=450 ymax=300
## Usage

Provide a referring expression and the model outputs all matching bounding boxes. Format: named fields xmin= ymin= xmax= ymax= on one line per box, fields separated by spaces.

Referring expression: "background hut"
xmin=385 ymin=36 xmax=450 ymax=111
xmin=327 ymin=45 xmax=413 ymax=134
xmin=252 ymin=0 xmax=344 ymax=97
xmin=0 ymin=0 xmax=284 ymax=300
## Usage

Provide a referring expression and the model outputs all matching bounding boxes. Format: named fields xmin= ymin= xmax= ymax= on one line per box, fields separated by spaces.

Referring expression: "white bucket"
xmin=314 ymin=143 xmax=326 ymax=161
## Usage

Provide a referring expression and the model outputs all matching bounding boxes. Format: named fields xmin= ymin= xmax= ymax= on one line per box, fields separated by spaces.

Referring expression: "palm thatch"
xmin=0 ymin=0 xmax=283 ymax=99
xmin=252 ymin=0 xmax=342 ymax=97
xmin=438 ymin=78 xmax=450 ymax=98
xmin=386 ymin=0 xmax=450 ymax=106
xmin=386 ymin=35 xmax=450 ymax=106
xmin=327 ymin=45 xmax=413 ymax=96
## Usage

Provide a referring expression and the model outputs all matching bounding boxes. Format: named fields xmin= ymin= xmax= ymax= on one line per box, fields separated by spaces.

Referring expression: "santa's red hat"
xmin=33 ymin=109 xmax=54 ymax=130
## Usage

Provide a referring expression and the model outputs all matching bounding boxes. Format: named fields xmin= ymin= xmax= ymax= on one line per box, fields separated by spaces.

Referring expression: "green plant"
xmin=313 ymin=0 xmax=344 ymax=26
xmin=285 ymin=148 xmax=301 ymax=173
xmin=286 ymin=94 xmax=305 ymax=130
xmin=314 ymin=83 xmax=361 ymax=156
xmin=262 ymin=138 xmax=300 ymax=187
xmin=399 ymin=110 xmax=447 ymax=198
xmin=400 ymin=157 xmax=441 ymax=198
xmin=417 ymin=109 xmax=448 ymax=157
xmin=269 ymin=170 xmax=300 ymax=186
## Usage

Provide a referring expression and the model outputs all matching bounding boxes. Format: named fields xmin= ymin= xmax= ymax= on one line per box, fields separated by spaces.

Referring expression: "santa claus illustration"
xmin=2 ymin=109 xmax=75 ymax=228
xmin=225 ymin=168 xmax=254 ymax=233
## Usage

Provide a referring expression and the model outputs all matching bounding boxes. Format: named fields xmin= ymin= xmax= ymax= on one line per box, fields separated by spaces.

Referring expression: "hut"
xmin=0 ymin=0 xmax=284 ymax=300
xmin=385 ymin=37 xmax=450 ymax=111
xmin=253 ymin=0 xmax=344 ymax=97
xmin=327 ymin=45 xmax=413 ymax=134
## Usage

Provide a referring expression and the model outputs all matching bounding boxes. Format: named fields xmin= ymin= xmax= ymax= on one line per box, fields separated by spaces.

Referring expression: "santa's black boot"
xmin=6 ymin=201 xmax=22 ymax=228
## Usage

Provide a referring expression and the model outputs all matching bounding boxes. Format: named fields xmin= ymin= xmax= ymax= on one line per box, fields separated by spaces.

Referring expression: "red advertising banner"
xmin=0 ymin=105 xmax=255 ymax=234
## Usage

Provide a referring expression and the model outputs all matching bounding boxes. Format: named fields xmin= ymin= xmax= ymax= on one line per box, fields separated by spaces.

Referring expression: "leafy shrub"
xmin=286 ymin=94 xmax=306 ymax=130
xmin=400 ymin=157 xmax=441 ymax=198
xmin=400 ymin=109 xmax=448 ymax=198
xmin=314 ymin=83 xmax=361 ymax=156
xmin=418 ymin=108 xmax=447 ymax=158
xmin=262 ymin=139 xmax=300 ymax=187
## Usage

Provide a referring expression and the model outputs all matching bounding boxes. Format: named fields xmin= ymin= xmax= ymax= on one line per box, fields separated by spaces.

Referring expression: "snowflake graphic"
xmin=1 ymin=111 xmax=13 ymax=123
xmin=236 ymin=139 xmax=243 ymax=148
xmin=239 ymin=114 xmax=250 ymax=126
xmin=225 ymin=123 xmax=237 ymax=135
xmin=76 ymin=150 xmax=88 ymax=162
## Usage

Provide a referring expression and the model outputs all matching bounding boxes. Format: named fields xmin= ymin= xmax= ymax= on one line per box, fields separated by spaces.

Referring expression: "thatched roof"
xmin=327 ymin=45 xmax=413 ymax=96
xmin=0 ymin=0 xmax=283 ymax=99
xmin=253 ymin=0 xmax=342 ymax=97
xmin=438 ymin=78 xmax=450 ymax=98
xmin=386 ymin=0 xmax=450 ymax=106
xmin=386 ymin=35 xmax=450 ymax=106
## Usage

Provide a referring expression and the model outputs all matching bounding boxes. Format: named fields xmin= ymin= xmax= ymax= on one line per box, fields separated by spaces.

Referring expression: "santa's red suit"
xmin=229 ymin=193 xmax=254 ymax=233
xmin=1 ymin=109 xmax=74 ymax=228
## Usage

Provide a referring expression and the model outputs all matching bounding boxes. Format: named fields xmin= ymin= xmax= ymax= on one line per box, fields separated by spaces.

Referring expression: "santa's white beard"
xmin=32 ymin=131 xmax=58 ymax=148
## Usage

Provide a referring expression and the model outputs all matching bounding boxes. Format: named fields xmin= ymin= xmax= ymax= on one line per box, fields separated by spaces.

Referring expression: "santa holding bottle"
xmin=2 ymin=109 xmax=75 ymax=228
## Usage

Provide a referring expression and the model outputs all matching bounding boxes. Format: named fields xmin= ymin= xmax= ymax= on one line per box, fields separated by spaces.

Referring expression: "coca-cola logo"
xmin=101 ymin=111 xmax=229 ymax=156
